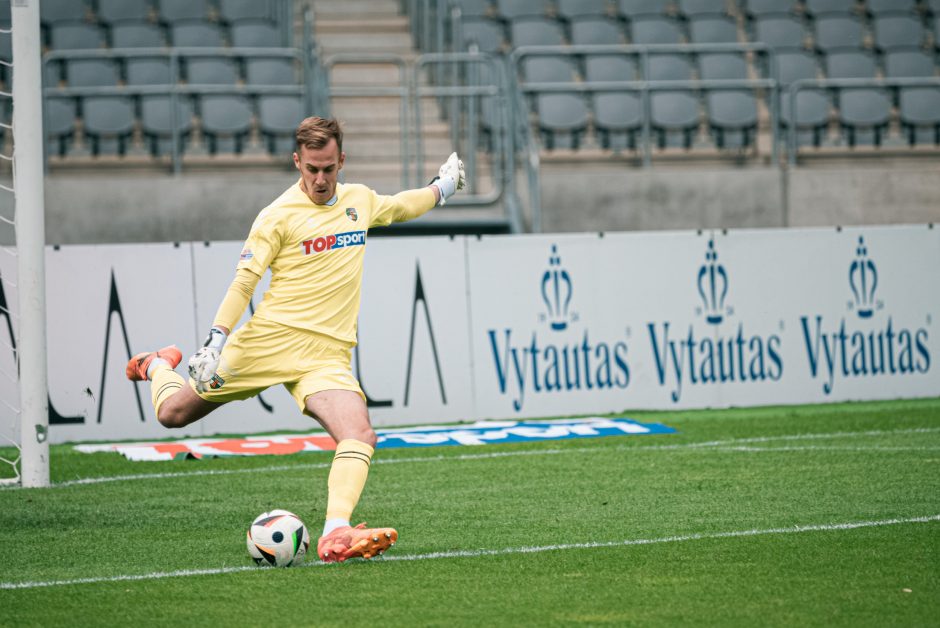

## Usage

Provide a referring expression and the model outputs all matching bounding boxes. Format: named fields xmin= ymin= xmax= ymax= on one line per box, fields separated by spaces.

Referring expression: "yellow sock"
xmin=326 ymin=439 xmax=374 ymax=522
xmin=150 ymin=364 xmax=185 ymax=417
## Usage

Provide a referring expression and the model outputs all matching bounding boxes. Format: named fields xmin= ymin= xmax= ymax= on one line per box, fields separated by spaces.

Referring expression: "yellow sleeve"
xmin=369 ymin=187 xmax=437 ymax=228
xmin=212 ymin=267 xmax=261 ymax=331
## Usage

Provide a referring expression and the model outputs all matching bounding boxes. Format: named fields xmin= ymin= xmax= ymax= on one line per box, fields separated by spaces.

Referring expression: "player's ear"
xmin=338 ymin=151 xmax=345 ymax=171
xmin=292 ymin=151 xmax=300 ymax=171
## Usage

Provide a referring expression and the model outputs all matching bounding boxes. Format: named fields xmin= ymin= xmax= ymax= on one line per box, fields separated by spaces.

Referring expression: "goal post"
xmin=11 ymin=0 xmax=49 ymax=488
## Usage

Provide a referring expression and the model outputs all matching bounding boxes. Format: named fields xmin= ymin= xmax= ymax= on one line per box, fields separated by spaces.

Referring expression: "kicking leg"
xmin=126 ymin=346 xmax=222 ymax=428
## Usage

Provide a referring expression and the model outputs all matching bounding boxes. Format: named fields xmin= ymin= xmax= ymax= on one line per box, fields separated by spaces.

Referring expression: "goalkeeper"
xmin=125 ymin=116 xmax=465 ymax=563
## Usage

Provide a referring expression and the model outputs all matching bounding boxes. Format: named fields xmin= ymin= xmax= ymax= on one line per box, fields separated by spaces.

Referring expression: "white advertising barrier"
xmin=468 ymin=226 xmax=940 ymax=417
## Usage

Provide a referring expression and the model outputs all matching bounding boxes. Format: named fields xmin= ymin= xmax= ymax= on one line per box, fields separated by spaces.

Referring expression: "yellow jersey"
xmin=236 ymin=180 xmax=435 ymax=344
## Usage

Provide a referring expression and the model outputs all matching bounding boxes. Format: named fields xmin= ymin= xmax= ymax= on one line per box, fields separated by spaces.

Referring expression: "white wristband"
xmin=435 ymin=176 xmax=457 ymax=205
xmin=204 ymin=326 xmax=228 ymax=352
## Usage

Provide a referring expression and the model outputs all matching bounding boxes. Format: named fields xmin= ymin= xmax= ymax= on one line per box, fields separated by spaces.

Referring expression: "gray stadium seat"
xmin=699 ymin=53 xmax=748 ymax=79
xmin=884 ymin=50 xmax=935 ymax=77
xmin=258 ymin=94 xmax=305 ymax=155
xmin=199 ymin=95 xmax=253 ymax=153
xmin=753 ymin=16 xmax=807 ymax=50
xmin=647 ymin=53 xmax=694 ymax=81
xmin=522 ymin=56 xmax=576 ymax=83
xmin=629 ymin=16 xmax=684 ymax=44
xmin=535 ymin=93 xmax=589 ymax=150
xmin=230 ymin=21 xmax=282 ymax=47
xmin=825 ymin=50 xmax=877 ymax=78
xmin=814 ymin=15 xmax=865 ymax=51
xmin=803 ymin=0 xmax=856 ymax=17
xmin=899 ymin=87 xmax=940 ymax=145
xmin=65 ymin=59 xmax=121 ymax=87
xmin=618 ymin=0 xmax=670 ymax=17
xmin=49 ymin=23 xmax=106 ymax=49
xmin=40 ymin=0 xmax=89 ymax=25
xmin=510 ymin=17 xmax=566 ymax=47
xmin=245 ymin=58 xmax=296 ymax=85
xmin=928 ymin=0 xmax=940 ymax=15
xmin=187 ymin=57 xmax=240 ymax=84
xmin=689 ymin=16 xmax=739 ymax=43
xmin=774 ymin=50 xmax=819 ymax=85
xmin=651 ymin=90 xmax=700 ymax=148
xmin=82 ymin=96 xmax=135 ymax=155
xmin=126 ymin=57 xmax=174 ymax=85
xmin=570 ymin=17 xmax=624 ymax=45
xmin=111 ymin=23 xmax=165 ymax=48
xmin=867 ymin=0 xmax=916 ymax=15
xmin=593 ymin=92 xmax=642 ymax=151
xmin=42 ymin=59 xmax=62 ymax=87
xmin=140 ymin=95 xmax=194 ymax=156
xmin=780 ymin=88 xmax=829 ymax=146
xmin=584 ymin=54 xmax=638 ymax=81
xmin=219 ymin=0 xmax=277 ymax=23
xmin=171 ymin=22 xmax=226 ymax=47
xmin=497 ymin=0 xmax=551 ymax=19
xmin=706 ymin=90 xmax=758 ymax=148
xmin=455 ymin=0 xmax=493 ymax=19
xmin=677 ymin=0 xmax=728 ymax=17
xmin=872 ymin=15 xmax=925 ymax=51
xmin=743 ymin=0 xmax=798 ymax=17
xmin=461 ymin=18 xmax=505 ymax=52
xmin=157 ymin=0 xmax=211 ymax=23
xmin=556 ymin=0 xmax=610 ymax=20
xmin=839 ymin=87 xmax=890 ymax=146
xmin=97 ymin=0 xmax=152 ymax=24
xmin=44 ymin=97 xmax=76 ymax=157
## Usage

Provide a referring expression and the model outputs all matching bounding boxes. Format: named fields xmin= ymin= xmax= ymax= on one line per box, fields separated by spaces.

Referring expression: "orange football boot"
xmin=317 ymin=523 xmax=398 ymax=563
xmin=125 ymin=345 xmax=182 ymax=381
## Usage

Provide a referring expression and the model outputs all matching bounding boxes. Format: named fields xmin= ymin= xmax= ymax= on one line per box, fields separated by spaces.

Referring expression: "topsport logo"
xmin=302 ymin=230 xmax=365 ymax=255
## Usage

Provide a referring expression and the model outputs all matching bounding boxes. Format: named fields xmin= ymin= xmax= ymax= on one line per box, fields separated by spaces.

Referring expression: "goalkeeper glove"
xmin=431 ymin=152 xmax=466 ymax=206
xmin=188 ymin=326 xmax=227 ymax=393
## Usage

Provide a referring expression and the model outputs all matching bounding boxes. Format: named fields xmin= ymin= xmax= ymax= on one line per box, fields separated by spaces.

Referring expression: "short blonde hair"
xmin=295 ymin=116 xmax=343 ymax=153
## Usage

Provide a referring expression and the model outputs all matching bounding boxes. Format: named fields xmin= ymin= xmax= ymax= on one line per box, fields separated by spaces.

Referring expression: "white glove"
xmin=188 ymin=327 xmax=227 ymax=393
xmin=434 ymin=152 xmax=466 ymax=206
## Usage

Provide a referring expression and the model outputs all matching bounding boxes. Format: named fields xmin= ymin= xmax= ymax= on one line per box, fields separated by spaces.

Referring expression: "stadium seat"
xmin=927 ymin=0 xmax=940 ymax=15
xmin=111 ymin=23 xmax=166 ymax=48
xmin=171 ymin=22 xmax=227 ymax=47
xmin=774 ymin=50 xmax=819 ymax=85
xmin=866 ymin=0 xmax=916 ymax=15
xmin=556 ymin=0 xmax=611 ymax=20
xmin=688 ymin=16 xmax=739 ymax=43
xmin=49 ymin=23 xmax=106 ymax=49
xmin=647 ymin=54 xmax=694 ymax=80
xmin=742 ymin=0 xmax=798 ymax=18
xmin=593 ymin=92 xmax=642 ymax=151
xmin=753 ymin=16 xmax=807 ymax=50
xmin=779 ymin=88 xmax=830 ymax=146
xmin=510 ymin=17 xmax=566 ymax=47
xmin=258 ymin=94 xmax=305 ymax=155
xmin=813 ymin=15 xmax=865 ymax=51
xmin=872 ymin=15 xmax=926 ymax=51
xmin=899 ymin=87 xmax=940 ymax=145
xmin=570 ymin=17 xmax=624 ymax=45
xmin=825 ymin=50 xmax=877 ymax=78
xmin=618 ymin=0 xmax=671 ymax=17
xmin=187 ymin=57 xmax=240 ymax=84
xmin=157 ymin=0 xmax=212 ymax=23
xmin=699 ymin=52 xmax=748 ymax=79
xmin=219 ymin=0 xmax=277 ymax=23
xmin=803 ymin=0 xmax=856 ymax=17
xmin=140 ymin=94 xmax=194 ymax=156
xmin=884 ymin=50 xmax=935 ymax=77
xmin=522 ymin=56 xmax=577 ymax=83
xmin=65 ymin=59 xmax=121 ymax=87
xmin=650 ymin=90 xmax=700 ymax=148
xmin=535 ymin=93 xmax=589 ymax=150
xmin=629 ymin=16 xmax=684 ymax=44
xmin=82 ymin=96 xmax=136 ymax=155
xmin=199 ymin=94 xmax=253 ymax=153
xmin=126 ymin=57 xmax=175 ymax=85
xmin=838 ymin=87 xmax=890 ymax=146
xmin=245 ymin=58 xmax=296 ymax=85
xmin=97 ymin=0 xmax=152 ymax=24
xmin=454 ymin=0 xmax=493 ymax=19
xmin=40 ymin=0 xmax=89 ymax=25
xmin=42 ymin=59 xmax=62 ymax=88
xmin=706 ymin=90 xmax=758 ymax=148
xmin=584 ymin=54 xmax=638 ymax=81
xmin=497 ymin=0 xmax=551 ymax=19
xmin=460 ymin=18 xmax=505 ymax=52
xmin=44 ymin=97 xmax=76 ymax=157
xmin=677 ymin=0 xmax=728 ymax=17
xmin=230 ymin=21 xmax=282 ymax=47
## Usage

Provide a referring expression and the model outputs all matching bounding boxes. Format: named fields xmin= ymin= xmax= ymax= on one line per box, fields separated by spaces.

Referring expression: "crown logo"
xmin=697 ymin=238 xmax=729 ymax=325
xmin=849 ymin=236 xmax=879 ymax=319
xmin=541 ymin=244 xmax=573 ymax=331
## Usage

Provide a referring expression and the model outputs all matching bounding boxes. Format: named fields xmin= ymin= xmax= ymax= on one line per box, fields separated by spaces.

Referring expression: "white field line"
xmin=714 ymin=445 xmax=940 ymax=453
xmin=1 ymin=514 xmax=937 ymax=591
xmin=27 ymin=425 xmax=940 ymax=489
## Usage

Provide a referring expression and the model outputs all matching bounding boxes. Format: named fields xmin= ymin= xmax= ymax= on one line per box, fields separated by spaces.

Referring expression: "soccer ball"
xmin=246 ymin=509 xmax=311 ymax=567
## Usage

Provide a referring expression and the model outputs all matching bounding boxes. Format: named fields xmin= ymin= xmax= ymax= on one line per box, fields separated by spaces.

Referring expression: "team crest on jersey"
xmin=209 ymin=374 xmax=225 ymax=390
xmin=239 ymin=247 xmax=253 ymax=261
xmin=346 ymin=208 xmax=359 ymax=222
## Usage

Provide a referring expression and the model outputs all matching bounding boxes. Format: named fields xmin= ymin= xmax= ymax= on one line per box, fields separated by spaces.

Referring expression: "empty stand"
xmin=497 ymin=0 xmax=551 ymax=19
xmin=186 ymin=57 xmax=240 ymax=84
xmin=245 ymin=58 xmax=296 ymax=85
xmin=230 ymin=21 xmax=282 ymax=47
xmin=454 ymin=0 xmax=493 ymax=19
xmin=753 ymin=15 xmax=807 ymax=50
xmin=651 ymin=90 xmax=700 ymax=148
xmin=171 ymin=22 xmax=226 ymax=47
xmin=199 ymin=94 xmax=253 ymax=154
xmin=866 ymin=0 xmax=916 ymax=16
xmin=111 ymin=23 xmax=166 ymax=48
xmin=593 ymin=92 xmax=643 ymax=150
xmin=570 ymin=17 xmax=624 ymax=45
xmin=884 ymin=50 xmax=935 ymax=78
xmin=97 ymin=0 xmax=152 ymax=25
xmin=157 ymin=0 xmax=212 ymax=23
xmin=258 ymin=94 xmax=306 ymax=154
xmin=742 ymin=0 xmax=798 ymax=18
xmin=813 ymin=15 xmax=865 ymax=51
xmin=125 ymin=57 xmax=174 ymax=85
xmin=65 ymin=58 xmax=121 ymax=87
xmin=706 ymin=90 xmax=758 ymax=148
xmin=688 ymin=16 xmax=739 ymax=43
xmin=510 ymin=17 xmax=566 ymax=47
xmin=825 ymin=50 xmax=877 ymax=78
xmin=803 ymin=0 xmax=856 ymax=17
xmin=872 ymin=14 xmax=926 ymax=52
xmin=50 ymin=23 xmax=106 ymax=49
xmin=585 ymin=55 xmax=639 ymax=81
xmin=780 ymin=89 xmax=830 ymax=146
xmin=629 ymin=16 xmax=684 ymax=44
xmin=699 ymin=52 xmax=748 ymax=79
xmin=899 ymin=87 xmax=940 ymax=145
xmin=219 ymin=0 xmax=278 ymax=23
xmin=82 ymin=96 xmax=136 ymax=155
xmin=535 ymin=92 xmax=589 ymax=149
xmin=556 ymin=0 xmax=611 ymax=20
xmin=140 ymin=95 xmax=194 ymax=156
xmin=44 ymin=97 xmax=77 ymax=157
xmin=461 ymin=18 xmax=505 ymax=52
xmin=40 ymin=0 xmax=89 ymax=25
xmin=647 ymin=53 xmax=694 ymax=80
xmin=618 ymin=0 xmax=671 ymax=17
xmin=677 ymin=0 xmax=729 ymax=17
xmin=839 ymin=87 xmax=891 ymax=146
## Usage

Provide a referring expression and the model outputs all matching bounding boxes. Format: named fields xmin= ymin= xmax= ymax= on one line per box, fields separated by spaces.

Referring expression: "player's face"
xmin=294 ymin=139 xmax=345 ymax=205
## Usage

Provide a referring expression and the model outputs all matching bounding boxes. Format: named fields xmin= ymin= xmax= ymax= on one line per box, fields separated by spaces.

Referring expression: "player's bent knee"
xmin=357 ymin=427 xmax=377 ymax=449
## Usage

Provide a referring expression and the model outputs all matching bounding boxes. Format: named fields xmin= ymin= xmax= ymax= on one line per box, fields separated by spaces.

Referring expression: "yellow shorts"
xmin=192 ymin=315 xmax=364 ymax=412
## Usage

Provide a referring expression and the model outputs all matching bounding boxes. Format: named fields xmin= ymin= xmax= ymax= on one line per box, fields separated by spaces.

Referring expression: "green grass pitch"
xmin=1 ymin=398 xmax=938 ymax=627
